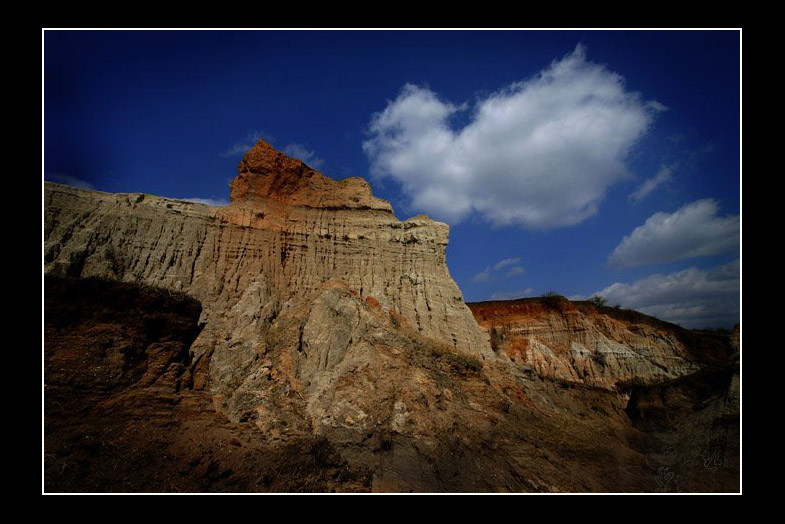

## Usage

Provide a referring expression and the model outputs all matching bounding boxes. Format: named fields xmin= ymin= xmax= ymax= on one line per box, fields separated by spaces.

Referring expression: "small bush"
xmin=589 ymin=295 xmax=608 ymax=307
xmin=540 ymin=291 xmax=566 ymax=309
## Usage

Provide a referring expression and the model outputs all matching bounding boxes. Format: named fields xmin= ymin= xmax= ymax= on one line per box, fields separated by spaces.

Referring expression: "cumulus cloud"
xmin=591 ymin=259 xmax=740 ymax=328
xmin=629 ymin=164 xmax=673 ymax=202
xmin=46 ymin=174 xmax=94 ymax=190
xmin=608 ymin=199 xmax=739 ymax=268
xmin=489 ymin=288 xmax=536 ymax=301
xmin=364 ymin=45 xmax=658 ymax=228
xmin=472 ymin=257 xmax=525 ymax=282
xmin=180 ymin=197 xmax=229 ymax=207
xmin=282 ymin=143 xmax=325 ymax=169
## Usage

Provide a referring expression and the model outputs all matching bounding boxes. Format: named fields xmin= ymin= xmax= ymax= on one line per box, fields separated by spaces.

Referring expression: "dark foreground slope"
xmin=44 ymin=278 xmax=739 ymax=492
xmin=468 ymin=296 xmax=740 ymax=492
xmin=44 ymin=276 xmax=371 ymax=492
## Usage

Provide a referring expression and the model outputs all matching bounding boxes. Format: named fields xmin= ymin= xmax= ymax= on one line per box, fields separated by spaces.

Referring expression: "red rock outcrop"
xmin=230 ymin=140 xmax=392 ymax=212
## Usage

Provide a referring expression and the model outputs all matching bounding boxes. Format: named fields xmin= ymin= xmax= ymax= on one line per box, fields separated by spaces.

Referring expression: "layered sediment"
xmin=45 ymin=140 xmax=490 ymax=423
xmin=468 ymin=296 xmax=731 ymax=390
xmin=43 ymin=141 xmax=740 ymax=492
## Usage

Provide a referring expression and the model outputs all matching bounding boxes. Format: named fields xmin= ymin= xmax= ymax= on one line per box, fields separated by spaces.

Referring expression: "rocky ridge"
xmin=468 ymin=296 xmax=731 ymax=390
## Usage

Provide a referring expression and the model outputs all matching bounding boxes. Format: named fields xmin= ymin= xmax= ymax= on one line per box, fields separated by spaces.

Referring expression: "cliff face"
xmin=44 ymin=140 xmax=490 ymax=423
xmin=468 ymin=297 xmax=730 ymax=390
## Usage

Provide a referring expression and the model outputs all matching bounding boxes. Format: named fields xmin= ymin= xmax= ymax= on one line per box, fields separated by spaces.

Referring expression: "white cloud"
xmin=47 ymin=174 xmax=94 ymax=190
xmin=489 ymin=288 xmax=536 ymax=301
xmin=492 ymin=258 xmax=521 ymax=271
xmin=505 ymin=266 xmax=525 ymax=277
xmin=472 ymin=267 xmax=493 ymax=283
xmin=221 ymin=130 xmax=269 ymax=157
xmin=629 ymin=164 xmax=673 ymax=202
xmin=364 ymin=45 xmax=656 ymax=229
xmin=646 ymin=100 xmax=669 ymax=112
xmin=282 ymin=143 xmax=325 ymax=170
xmin=221 ymin=133 xmax=325 ymax=170
xmin=472 ymin=257 xmax=525 ymax=282
xmin=180 ymin=197 xmax=229 ymax=207
xmin=608 ymin=199 xmax=739 ymax=268
xmin=592 ymin=259 xmax=740 ymax=328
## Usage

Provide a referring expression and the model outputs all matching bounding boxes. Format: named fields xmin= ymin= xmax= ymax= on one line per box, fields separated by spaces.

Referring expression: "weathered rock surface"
xmin=44 ymin=276 xmax=739 ymax=492
xmin=44 ymin=276 xmax=372 ymax=492
xmin=624 ymin=359 xmax=740 ymax=493
xmin=44 ymin=140 xmax=491 ymax=422
xmin=43 ymin=141 xmax=739 ymax=492
xmin=468 ymin=296 xmax=731 ymax=390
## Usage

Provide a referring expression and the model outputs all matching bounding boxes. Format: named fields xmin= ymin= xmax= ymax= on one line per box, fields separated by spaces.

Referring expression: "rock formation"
xmin=468 ymin=296 xmax=730 ymax=390
xmin=43 ymin=141 xmax=740 ymax=492
xmin=45 ymin=140 xmax=490 ymax=420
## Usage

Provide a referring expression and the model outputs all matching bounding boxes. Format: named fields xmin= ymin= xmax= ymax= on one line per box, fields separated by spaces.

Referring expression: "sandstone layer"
xmin=468 ymin=296 xmax=731 ymax=390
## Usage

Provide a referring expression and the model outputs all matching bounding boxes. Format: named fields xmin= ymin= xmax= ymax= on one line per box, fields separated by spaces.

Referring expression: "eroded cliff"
xmin=45 ymin=141 xmax=490 ymax=423
xmin=43 ymin=141 xmax=739 ymax=492
xmin=468 ymin=296 xmax=731 ymax=390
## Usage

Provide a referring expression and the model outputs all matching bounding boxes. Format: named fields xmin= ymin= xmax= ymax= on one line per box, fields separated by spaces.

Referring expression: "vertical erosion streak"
xmin=188 ymin=227 xmax=206 ymax=287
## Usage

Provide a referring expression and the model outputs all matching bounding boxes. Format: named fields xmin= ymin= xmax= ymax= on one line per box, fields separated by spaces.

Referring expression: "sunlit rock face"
xmin=468 ymin=296 xmax=731 ymax=390
xmin=44 ymin=140 xmax=491 ymax=421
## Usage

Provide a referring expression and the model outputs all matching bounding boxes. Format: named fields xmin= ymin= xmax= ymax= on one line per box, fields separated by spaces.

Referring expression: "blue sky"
xmin=44 ymin=30 xmax=741 ymax=328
